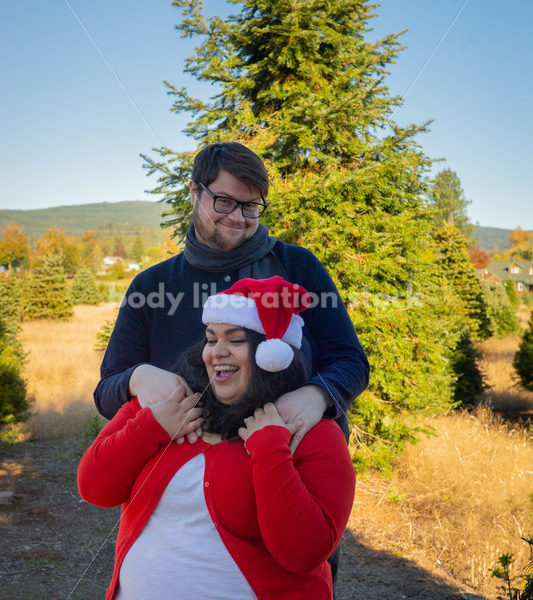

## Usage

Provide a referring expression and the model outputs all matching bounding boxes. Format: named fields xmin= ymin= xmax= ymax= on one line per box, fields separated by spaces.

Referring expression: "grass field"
xmin=7 ymin=302 xmax=533 ymax=599
xmin=20 ymin=303 xmax=118 ymax=438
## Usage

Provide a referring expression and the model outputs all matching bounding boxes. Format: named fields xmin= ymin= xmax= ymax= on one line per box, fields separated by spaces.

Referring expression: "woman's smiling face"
xmin=202 ymin=323 xmax=252 ymax=405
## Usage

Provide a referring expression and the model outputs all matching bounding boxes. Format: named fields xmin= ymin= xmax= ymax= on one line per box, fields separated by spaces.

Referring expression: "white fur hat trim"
xmin=202 ymin=294 xmax=304 ymax=348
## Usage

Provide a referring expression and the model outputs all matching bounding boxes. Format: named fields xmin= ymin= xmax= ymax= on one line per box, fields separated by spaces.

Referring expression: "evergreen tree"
xmin=434 ymin=225 xmax=492 ymax=340
xmin=71 ymin=267 xmax=101 ymax=305
xmin=514 ymin=313 xmax=533 ymax=391
xmin=114 ymin=237 xmax=127 ymax=258
xmin=143 ymin=0 xmax=468 ymax=467
xmin=0 ymin=313 xmax=28 ymax=424
xmin=429 ymin=169 xmax=474 ymax=240
xmin=481 ymin=281 xmax=520 ymax=337
xmin=0 ymin=274 xmax=24 ymax=326
xmin=24 ymin=253 xmax=74 ymax=320
xmin=0 ymin=278 xmax=28 ymax=423
xmin=95 ymin=308 xmax=119 ymax=352
xmin=504 ymin=279 xmax=520 ymax=311
xmin=131 ymin=235 xmax=145 ymax=263
xmin=450 ymin=331 xmax=484 ymax=406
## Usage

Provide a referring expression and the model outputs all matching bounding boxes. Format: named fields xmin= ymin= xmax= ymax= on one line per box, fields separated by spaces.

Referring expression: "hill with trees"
xmin=0 ymin=201 xmax=165 ymax=239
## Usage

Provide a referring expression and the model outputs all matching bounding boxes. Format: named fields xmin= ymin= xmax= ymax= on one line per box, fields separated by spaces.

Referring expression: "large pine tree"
xmin=144 ymin=0 xmax=467 ymax=467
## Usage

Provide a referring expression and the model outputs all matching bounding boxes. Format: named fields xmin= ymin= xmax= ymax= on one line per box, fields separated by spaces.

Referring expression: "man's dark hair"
xmin=191 ymin=142 xmax=269 ymax=197
xmin=176 ymin=328 xmax=307 ymax=439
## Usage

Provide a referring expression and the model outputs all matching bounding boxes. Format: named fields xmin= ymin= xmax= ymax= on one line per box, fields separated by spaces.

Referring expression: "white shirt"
xmin=115 ymin=453 xmax=256 ymax=600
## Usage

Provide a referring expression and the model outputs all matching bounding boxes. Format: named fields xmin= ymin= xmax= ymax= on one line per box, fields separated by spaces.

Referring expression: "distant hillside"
xmin=473 ymin=226 xmax=513 ymax=253
xmin=0 ymin=201 xmax=167 ymax=239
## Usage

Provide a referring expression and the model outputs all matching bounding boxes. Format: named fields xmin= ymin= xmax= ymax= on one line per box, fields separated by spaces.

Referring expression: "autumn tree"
xmin=467 ymin=244 xmax=490 ymax=269
xmin=79 ymin=230 xmax=104 ymax=273
xmin=35 ymin=226 xmax=78 ymax=274
xmin=143 ymin=0 xmax=467 ymax=467
xmin=428 ymin=169 xmax=474 ymax=240
xmin=510 ymin=227 xmax=533 ymax=248
xmin=0 ymin=223 xmax=30 ymax=272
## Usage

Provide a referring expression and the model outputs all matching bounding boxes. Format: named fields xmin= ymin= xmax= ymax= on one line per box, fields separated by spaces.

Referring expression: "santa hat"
xmin=202 ymin=276 xmax=310 ymax=372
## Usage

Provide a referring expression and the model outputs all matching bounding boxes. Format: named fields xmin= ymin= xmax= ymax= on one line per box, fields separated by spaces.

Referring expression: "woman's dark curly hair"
xmin=175 ymin=328 xmax=308 ymax=440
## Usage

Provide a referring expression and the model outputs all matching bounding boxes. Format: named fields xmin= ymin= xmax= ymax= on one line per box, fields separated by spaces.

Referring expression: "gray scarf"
xmin=184 ymin=223 xmax=286 ymax=279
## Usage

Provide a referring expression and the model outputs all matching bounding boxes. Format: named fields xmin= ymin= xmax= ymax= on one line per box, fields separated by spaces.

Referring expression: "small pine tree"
xmin=71 ymin=267 xmax=101 ymax=305
xmin=95 ymin=308 xmax=118 ymax=352
xmin=482 ymin=281 xmax=520 ymax=337
xmin=435 ymin=225 xmax=493 ymax=340
xmin=514 ymin=313 xmax=533 ymax=391
xmin=0 ymin=314 xmax=28 ymax=424
xmin=450 ymin=331 xmax=484 ymax=406
xmin=24 ymin=253 xmax=74 ymax=320
xmin=0 ymin=274 xmax=24 ymax=326
xmin=131 ymin=235 xmax=145 ymax=263
xmin=504 ymin=279 xmax=520 ymax=311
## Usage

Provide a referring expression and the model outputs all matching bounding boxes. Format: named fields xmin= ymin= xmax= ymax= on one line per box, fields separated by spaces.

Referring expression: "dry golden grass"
xmin=20 ymin=303 xmax=117 ymax=438
xmin=477 ymin=305 xmax=533 ymax=412
xmin=390 ymin=407 xmax=533 ymax=596
xmin=351 ymin=407 xmax=533 ymax=598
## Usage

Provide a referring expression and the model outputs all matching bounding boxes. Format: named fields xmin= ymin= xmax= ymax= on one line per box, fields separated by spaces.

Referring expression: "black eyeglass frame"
xmin=199 ymin=182 xmax=268 ymax=219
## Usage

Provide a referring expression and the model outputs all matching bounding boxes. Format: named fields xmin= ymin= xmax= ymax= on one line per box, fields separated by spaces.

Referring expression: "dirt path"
xmin=1 ymin=436 xmax=487 ymax=600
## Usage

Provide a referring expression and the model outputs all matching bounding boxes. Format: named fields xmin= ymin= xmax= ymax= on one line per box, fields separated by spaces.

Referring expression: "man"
xmin=94 ymin=142 xmax=369 ymax=589
xmin=95 ymin=142 xmax=368 ymax=445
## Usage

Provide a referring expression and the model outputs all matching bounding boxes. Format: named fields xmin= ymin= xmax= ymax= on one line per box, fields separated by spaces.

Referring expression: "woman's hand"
xmin=130 ymin=366 xmax=203 ymax=443
xmin=238 ymin=403 xmax=301 ymax=444
xmin=149 ymin=387 xmax=203 ymax=442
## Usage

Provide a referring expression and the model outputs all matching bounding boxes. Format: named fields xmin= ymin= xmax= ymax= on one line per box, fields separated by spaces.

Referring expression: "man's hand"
xmin=274 ymin=385 xmax=329 ymax=453
xmin=150 ymin=387 xmax=203 ymax=441
xmin=238 ymin=403 xmax=300 ymax=445
xmin=129 ymin=364 xmax=202 ymax=443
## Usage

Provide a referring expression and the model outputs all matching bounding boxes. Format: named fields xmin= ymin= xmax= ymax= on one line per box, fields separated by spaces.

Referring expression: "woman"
xmin=78 ymin=277 xmax=356 ymax=599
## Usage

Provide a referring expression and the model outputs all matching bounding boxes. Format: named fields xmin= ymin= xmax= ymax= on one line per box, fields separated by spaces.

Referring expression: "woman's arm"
xmin=77 ymin=397 xmax=171 ymax=507
xmin=241 ymin=408 xmax=355 ymax=574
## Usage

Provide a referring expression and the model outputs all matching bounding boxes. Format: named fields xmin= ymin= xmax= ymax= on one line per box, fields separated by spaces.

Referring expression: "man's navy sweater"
xmin=94 ymin=240 xmax=369 ymax=436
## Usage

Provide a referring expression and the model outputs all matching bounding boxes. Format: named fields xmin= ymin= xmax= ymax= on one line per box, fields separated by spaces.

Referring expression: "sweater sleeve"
xmin=245 ymin=420 xmax=355 ymax=574
xmin=304 ymin=253 xmax=369 ymax=419
xmin=93 ymin=277 xmax=151 ymax=420
xmin=77 ymin=398 xmax=171 ymax=508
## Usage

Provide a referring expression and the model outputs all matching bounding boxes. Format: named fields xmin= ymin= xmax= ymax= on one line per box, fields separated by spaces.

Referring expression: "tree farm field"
xmin=0 ymin=304 xmax=532 ymax=599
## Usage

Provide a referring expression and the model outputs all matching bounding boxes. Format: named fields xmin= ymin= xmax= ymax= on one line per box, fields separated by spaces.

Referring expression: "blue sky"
xmin=0 ymin=1 xmax=531 ymax=229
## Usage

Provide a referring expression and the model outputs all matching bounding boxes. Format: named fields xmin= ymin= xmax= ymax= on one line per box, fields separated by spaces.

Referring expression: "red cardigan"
xmin=77 ymin=398 xmax=356 ymax=599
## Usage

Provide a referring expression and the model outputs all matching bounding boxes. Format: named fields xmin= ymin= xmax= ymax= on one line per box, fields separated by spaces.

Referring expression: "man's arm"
xmin=93 ymin=277 xmax=151 ymax=419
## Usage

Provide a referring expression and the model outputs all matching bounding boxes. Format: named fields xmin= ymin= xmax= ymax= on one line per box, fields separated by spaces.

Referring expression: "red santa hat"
xmin=202 ymin=276 xmax=310 ymax=372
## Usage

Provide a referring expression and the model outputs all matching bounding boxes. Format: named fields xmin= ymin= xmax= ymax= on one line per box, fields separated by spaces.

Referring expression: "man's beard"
xmin=192 ymin=203 xmax=242 ymax=251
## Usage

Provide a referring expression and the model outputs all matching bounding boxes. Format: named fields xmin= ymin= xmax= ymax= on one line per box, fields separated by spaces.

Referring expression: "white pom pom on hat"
xmin=256 ymin=338 xmax=294 ymax=372
xmin=202 ymin=276 xmax=310 ymax=372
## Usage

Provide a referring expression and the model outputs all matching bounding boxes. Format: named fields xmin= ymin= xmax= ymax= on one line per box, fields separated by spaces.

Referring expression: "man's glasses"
xmin=199 ymin=182 xmax=267 ymax=219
